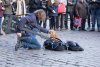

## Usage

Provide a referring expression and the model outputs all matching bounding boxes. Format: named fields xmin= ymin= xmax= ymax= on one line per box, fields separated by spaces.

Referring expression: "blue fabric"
xmin=91 ymin=9 xmax=100 ymax=29
xmin=17 ymin=13 xmax=49 ymax=33
xmin=21 ymin=28 xmax=41 ymax=49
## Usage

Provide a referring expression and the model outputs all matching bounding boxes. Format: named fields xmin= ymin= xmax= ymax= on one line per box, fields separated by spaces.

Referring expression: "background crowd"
xmin=0 ymin=0 xmax=100 ymax=35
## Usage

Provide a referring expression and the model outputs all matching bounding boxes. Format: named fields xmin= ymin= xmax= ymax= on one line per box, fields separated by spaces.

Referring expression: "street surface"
xmin=0 ymin=30 xmax=100 ymax=67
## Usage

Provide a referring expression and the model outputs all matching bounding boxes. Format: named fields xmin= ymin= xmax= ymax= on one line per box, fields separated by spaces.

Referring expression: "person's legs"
xmin=51 ymin=16 xmax=55 ymax=30
xmin=22 ymin=28 xmax=41 ymax=49
xmin=69 ymin=11 xmax=74 ymax=30
xmin=22 ymin=36 xmax=41 ymax=49
xmin=49 ymin=16 xmax=52 ymax=29
xmin=55 ymin=16 xmax=59 ymax=30
xmin=81 ymin=19 xmax=86 ymax=30
xmin=97 ymin=9 xmax=100 ymax=32
xmin=64 ymin=13 xmax=68 ymax=29
xmin=60 ymin=14 xmax=64 ymax=30
xmin=87 ymin=12 xmax=91 ymax=29
xmin=91 ymin=10 xmax=96 ymax=31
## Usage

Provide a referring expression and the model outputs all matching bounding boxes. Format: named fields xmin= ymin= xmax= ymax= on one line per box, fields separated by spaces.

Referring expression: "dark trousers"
xmin=49 ymin=16 xmax=58 ymax=30
xmin=91 ymin=9 xmax=100 ymax=31
xmin=81 ymin=18 xmax=86 ymax=30
xmin=87 ymin=13 xmax=91 ymax=28
xmin=58 ymin=14 xmax=65 ymax=29
xmin=65 ymin=11 xmax=74 ymax=30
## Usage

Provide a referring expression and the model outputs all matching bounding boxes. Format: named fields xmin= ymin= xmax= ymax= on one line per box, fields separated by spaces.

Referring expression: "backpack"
xmin=66 ymin=41 xmax=84 ymax=51
xmin=43 ymin=38 xmax=65 ymax=51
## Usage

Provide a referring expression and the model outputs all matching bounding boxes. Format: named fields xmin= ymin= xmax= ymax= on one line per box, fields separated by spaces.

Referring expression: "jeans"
xmin=91 ymin=9 xmax=100 ymax=31
xmin=22 ymin=28 xmax=41 ymax=49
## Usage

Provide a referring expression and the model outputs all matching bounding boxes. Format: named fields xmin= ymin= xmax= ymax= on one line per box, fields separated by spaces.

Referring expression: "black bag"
xmin=43 ymin=38 xmax=65 ymax=51
xmin=67 ymin=41 xmax=84 ymax=51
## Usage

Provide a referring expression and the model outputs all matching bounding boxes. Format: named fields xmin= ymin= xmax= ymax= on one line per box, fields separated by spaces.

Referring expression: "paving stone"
xmin=0 ymin=31 xmax=100 ymax=67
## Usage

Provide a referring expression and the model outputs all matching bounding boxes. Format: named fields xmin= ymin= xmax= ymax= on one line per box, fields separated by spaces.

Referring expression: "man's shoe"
xmin=0 ymin=33 xmax=3 ymax=35
xmin=82 ymin=29 xmax=87 ymax=31
xmin=90 ymin=29 xmax=95 ymax=31
xmin=98 ymin=30 xmax=100 ymax=32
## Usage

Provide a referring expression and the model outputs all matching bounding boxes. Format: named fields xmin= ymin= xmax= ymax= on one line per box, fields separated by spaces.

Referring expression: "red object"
xmin=58 ymin=3 xmax=66 ymax=14
xmin=74 ymin=16 xmax=82 ymax=27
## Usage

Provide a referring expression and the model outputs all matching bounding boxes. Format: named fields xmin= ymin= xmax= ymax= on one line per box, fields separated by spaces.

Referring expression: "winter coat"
xmin=16 ymin=0 xmax=26 ymax=16
xmin=2 ymin=0 xmax=13 ymax=14
xmin=17 ymin=13 xmax=49 ymax=34
xmin=67 ymin=0 xmax=77 ymax=12
xmin=89 ymin=0 xmax=100 ymax=10
xmin=28 ymin=0 xmax=43 ymax=13
xmin=75 ymin=1 xmax=88 ymax=19
xmin=47 ymin=4 xmax=58 ymax=17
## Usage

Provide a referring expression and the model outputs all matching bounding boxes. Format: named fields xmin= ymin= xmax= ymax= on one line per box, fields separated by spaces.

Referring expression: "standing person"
xmin=2 ymin=0 xmax=13 ymax=33
xmin=75 ymin=0 xmax=88 ymax=31
xmin=86 ymin=0 xmax=91 ymax=30
xmin=0 ymin=0 xmax=5 ymax=35
xmin=66 ymin=0 xmax=77 ymax=30
xmin=58 ymin=0 xmax=67 ymax=31
xmin=47 ymin=0 xmax=59 ymax=30
xmin=89 ymin=0 xmax=100 ymax=32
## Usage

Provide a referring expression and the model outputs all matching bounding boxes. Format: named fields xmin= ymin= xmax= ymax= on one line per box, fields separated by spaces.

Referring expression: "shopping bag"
xmin=74 ymin=16 xmax=82 ymax=27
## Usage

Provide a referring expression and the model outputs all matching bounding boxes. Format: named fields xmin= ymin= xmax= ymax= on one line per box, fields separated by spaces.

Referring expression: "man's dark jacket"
xmin=17 ymin=13 xmax=49 ymax=34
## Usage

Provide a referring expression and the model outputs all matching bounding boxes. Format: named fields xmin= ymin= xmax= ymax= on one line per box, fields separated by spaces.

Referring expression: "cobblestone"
xmin=0 ymin=31 xmax=100 ymax=67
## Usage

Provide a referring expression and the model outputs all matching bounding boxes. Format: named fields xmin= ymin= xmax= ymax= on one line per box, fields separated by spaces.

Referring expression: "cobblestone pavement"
xmin=0 ymin=31 xmax=100 ymax=67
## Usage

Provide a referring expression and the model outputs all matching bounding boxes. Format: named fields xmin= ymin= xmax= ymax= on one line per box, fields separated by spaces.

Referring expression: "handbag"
xmin=58 ymin=3 xmax=66 ymax=14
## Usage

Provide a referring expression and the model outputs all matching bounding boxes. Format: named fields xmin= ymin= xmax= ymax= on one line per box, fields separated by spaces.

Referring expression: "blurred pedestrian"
xmin=47 ymin=0 xmax=59 ymax=30
xmin=58 ymin=0 xmax=67 ymax=31
xmin=75 ymin=0 xmax=88 ymax=31
xmin=2 ymin=0 xmax=13 ymax=33
xmin=66 ymin=0 xmax=77 ymax=30
xmin=0 ymin=0 xmax=5 ymax=35
xmin=89 ymin=0 xmax=100 ymax=32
